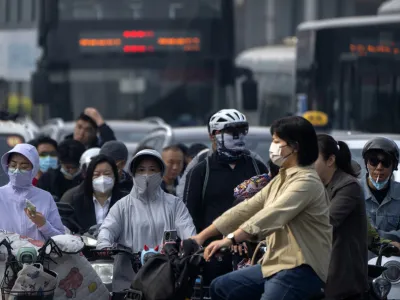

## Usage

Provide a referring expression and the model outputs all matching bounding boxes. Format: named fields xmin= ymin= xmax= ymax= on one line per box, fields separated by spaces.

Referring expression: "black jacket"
xmin=60 ymin=183 xmax=127 ymax=233
xmin=37 ymin=168 xmax=83 ymax=202
xmin=119 ymin=170 xmax=133 ymax=195
xmin=65 ymin=123 xmax=116 ymax=149
xmin=183 ymin=152 xmax=267 ymax=235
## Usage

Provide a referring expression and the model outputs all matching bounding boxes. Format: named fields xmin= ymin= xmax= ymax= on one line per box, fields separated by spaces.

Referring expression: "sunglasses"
xmin=224 ymin=127 xmax=249 ymax=136
xmin=368 ymin=156 xmax=392 ymax=168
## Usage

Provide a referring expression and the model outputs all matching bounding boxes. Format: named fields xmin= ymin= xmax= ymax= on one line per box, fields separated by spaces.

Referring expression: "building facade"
xmin=0 ymin=0 xmax=39 ymax=116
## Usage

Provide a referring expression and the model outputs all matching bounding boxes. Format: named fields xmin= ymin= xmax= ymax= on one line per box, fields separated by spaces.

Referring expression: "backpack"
xmin=201 ymin=153 xmax=261 ymax=202
xmin=130 ymin=243 xmax=203 ymax=300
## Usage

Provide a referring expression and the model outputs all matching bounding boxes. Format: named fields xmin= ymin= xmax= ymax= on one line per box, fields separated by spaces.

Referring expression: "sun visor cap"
xmin=128 ymin=149 xmax=166 ymax=177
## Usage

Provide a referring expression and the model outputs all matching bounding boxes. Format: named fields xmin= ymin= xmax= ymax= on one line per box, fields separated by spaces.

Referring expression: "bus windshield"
xmin=296 ymin=19 xmax=400 ymax=133
xmin=59 ymin=67 xmax=214 ymax=123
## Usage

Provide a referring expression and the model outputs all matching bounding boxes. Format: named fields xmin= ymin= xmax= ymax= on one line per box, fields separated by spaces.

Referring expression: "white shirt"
xmin=93 ymin=196 xmax=112 ymax=225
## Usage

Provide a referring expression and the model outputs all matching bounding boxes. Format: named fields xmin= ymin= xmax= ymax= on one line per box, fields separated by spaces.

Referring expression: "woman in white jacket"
xmin=97 ymin=149 xmax=196 ymax=291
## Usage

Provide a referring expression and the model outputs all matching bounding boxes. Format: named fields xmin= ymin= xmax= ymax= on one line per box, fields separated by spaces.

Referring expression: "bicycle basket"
xmin=1 ymin=277 xmax=55 ymax=300
xmin=1 ymin=263 xmax=56 ymax=300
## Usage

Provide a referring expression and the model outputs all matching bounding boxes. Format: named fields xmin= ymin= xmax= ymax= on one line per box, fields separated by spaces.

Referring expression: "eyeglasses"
xmin=368 ymin=157 xmax=392 ymax=168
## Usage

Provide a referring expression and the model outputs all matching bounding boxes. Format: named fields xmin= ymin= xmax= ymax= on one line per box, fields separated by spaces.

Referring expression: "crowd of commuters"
xmin=0 ymin=106 xmax=398 ymax=300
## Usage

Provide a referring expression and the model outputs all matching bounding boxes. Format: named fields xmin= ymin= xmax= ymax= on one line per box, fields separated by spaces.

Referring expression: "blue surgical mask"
xmin=60 ymin=167 xmax=81 ymax=180
xmin=369 ymin=174 xmax=390 ymax=190
xmin=8 ymin=168 xmax=32 ymax=188
xmin=39 ymin=156 xmax=58 ymax=173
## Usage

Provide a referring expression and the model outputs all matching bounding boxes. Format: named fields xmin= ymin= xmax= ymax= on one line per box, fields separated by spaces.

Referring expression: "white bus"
xmin=236 ymin=42 xmax=296 ymax=126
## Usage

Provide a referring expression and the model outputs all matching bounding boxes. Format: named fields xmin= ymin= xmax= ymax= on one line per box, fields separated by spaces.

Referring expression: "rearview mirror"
xmin=241 ymin=78 xmax=258 ymax=111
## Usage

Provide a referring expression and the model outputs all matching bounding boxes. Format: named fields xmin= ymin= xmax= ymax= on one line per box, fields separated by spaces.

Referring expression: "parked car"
xmin=135 ymin=125 xmax=272 ymax=163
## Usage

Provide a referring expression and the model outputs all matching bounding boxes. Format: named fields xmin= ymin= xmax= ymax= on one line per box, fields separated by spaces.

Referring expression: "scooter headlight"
xmin=91 ymin=263 xmax=113 ymax=284
xmin=383 ymin=261 xmax=400 ymax=284
xmin=373 ymin=277 xmax=391 ymax=299
xmin=81 ymin=236 xmax=98 ymax=247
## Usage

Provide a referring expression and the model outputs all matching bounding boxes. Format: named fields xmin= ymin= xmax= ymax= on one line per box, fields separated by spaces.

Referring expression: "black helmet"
xmin=362 ymin=137 xmax=399 ymax=170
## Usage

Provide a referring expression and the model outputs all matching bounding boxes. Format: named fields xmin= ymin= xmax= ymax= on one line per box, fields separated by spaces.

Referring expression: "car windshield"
xmin=0 ymin=134 xmax=25 ymax=186
xmin=172 ymin=135 xmax=271 ymax=163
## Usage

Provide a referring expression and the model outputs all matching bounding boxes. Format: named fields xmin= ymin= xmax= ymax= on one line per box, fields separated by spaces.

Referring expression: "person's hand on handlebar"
xmin=190 ymin=235 xmax=205 ymax=246
xmin=231 ymin=242 xmax=248 ymax=257
xmin=204 ymin=238 xmax=232 ymax=261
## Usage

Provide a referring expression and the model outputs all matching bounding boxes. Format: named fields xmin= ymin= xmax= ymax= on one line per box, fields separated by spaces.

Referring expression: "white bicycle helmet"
xmin=209 ymin=109 xmax=248 ymax=134
xmin=79 ymin=147 xmax=101 ymax=169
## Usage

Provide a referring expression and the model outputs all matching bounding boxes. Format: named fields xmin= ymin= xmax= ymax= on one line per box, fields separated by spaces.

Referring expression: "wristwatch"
xmin=227 ymin=233 xmax=237 ymax=245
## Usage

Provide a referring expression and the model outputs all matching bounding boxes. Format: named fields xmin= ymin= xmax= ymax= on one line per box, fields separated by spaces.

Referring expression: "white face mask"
xmin=133 ymin=173 xmax=163 ymax=195
xmin=269 ymin=142 xmax=289 ymax=167
xmin=92 ymin=176 xmax=114 ymax=193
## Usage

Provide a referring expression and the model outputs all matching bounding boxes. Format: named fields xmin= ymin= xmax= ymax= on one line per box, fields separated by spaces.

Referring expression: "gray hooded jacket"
xmin=96 ymin=149 xmax=196 ymax=291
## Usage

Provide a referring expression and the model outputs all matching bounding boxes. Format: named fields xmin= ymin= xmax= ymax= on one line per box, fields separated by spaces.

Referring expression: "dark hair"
xmin=162 ymin=144 xmax=185 ymax=155
xmin=317 ymin=134 xmax=359 ymax=178
xmin=78 ymin=113 xmax=98 ymax=129
xmin=188 ymin=143 xmax=208 ymax=158
xmin=83 ymin=154 xmax=119 ymax=204
xmin=58 ymin=139 xmax=86 ymax=165
xmin=267 ymin=160 xmax=280 ymax=178
xmin=133 ymin=145 xmax=155 ymax=156
xmin=28 ymin=136 xmax=58 ymax=151
xmin=176 ymin=143 xmax=188 ymax=156
xmin=270 ymin=116 xmax=318 ymax=166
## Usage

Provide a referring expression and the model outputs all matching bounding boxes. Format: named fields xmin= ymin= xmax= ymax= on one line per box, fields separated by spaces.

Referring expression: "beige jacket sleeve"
xmin=213 ymin=185 xmax=269 ymax=236
xmin=240 ymin=177 xmax=321 ymax=238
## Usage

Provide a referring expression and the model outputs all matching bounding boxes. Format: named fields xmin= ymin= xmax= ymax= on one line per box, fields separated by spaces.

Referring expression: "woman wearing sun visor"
xmin=362 ymin=137 xmax=400 ymax=243
xmin=96 ymin=149 xmax=196 ymax=292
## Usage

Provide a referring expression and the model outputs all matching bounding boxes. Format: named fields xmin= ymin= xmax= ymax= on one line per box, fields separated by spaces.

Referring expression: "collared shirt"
xmin=93 ymin=196 xmax=112 ymax=225
xmin=363 ymin=177 xmax=400 ymax=243
xmin=213 ymin=166 xmax=332 ymax=282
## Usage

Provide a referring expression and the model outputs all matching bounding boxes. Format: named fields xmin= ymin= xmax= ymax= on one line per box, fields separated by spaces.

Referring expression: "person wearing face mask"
xmin=176 ymin=110 xmax=265 ymax=200
xmin=37 ymin=139 xmax=86 ymax=202
xmin=183 ymin=109 xmax=267 ymax=285
xmin=28 ymin=136 xmax=59 ymax=186
xmin=99 ymin=141 xmax=133 ymax=195
xmin=60 ymin=148 xmax=101 ymax=205
xmin=62 ymin=155 xmax=124 ymax=233
xmin=0 ymin=144 xmax=64 ymax=241
xmin=314 ymin=134 xmax=368 ymax=300
xmin=191 ymin=116 xmax=331 ymax=300
xmin=96 ymin=149 xmax=196 ymax=292
xmin=362 ymin=137 xmax=400 ymax=243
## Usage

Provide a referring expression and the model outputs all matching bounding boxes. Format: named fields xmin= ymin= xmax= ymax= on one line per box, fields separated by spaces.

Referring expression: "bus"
xmin=32 ymin=0 xmax=252 ymax=124
xmin=235 ymin=42 xmax=296 ymax=126
xmin=295 ymin=2 xmax=400 ymax=133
